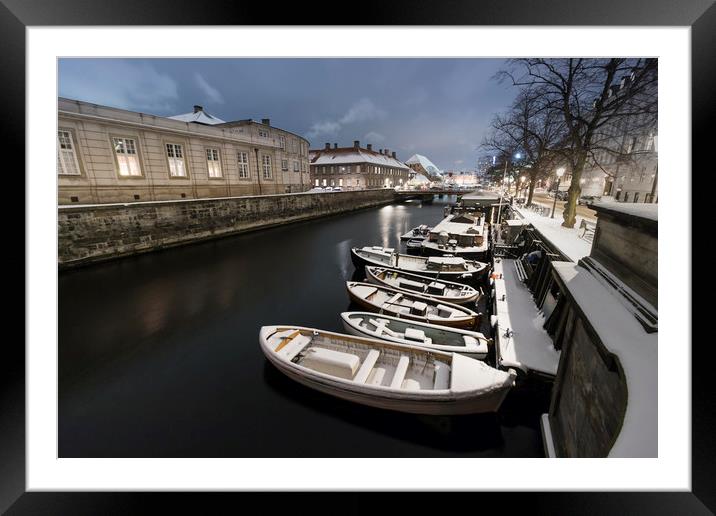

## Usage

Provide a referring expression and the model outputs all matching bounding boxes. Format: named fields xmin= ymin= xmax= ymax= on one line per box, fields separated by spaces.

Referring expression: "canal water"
xmin=59 ymin=195 xmax=549 ymax=457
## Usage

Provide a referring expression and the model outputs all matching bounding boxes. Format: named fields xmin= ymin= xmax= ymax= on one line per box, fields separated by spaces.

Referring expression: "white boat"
xmin=351 ymin=246 xmax=487 ymax=284
xmin=259 ymin=325 xmax=515 ymax=415
xmin=340 ymin=311 xmax=490 ymax=360
xmin=365 ymin=266 xmax=481 ymax=305
xmin=346 ymin=281 xmax=479 ymax=330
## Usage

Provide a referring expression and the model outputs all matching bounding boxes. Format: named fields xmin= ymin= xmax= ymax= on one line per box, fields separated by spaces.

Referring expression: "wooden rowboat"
xmin=346 ymin=281 xmax=479 ymax=330
xmin=341 ymin=311 xmax=490 ymax=360
xmin=351 ymin=246 xmax=487 ymax=284
xmin=259 ymin=325 xmax=515 ymax=415
xmin=365 ymin=266 xmax=481 ymax=306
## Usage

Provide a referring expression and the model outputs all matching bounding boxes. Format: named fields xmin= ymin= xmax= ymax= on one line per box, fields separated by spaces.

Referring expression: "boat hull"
xmin=341 ymin=317 xmax=487 ymax=360
xmin=365 ymin=267 xmax=480 ymax=306
xmin=346 ymin=286 xmax=478 ymax=330
xmin=263 ymin=344 xmax=510 ymax=415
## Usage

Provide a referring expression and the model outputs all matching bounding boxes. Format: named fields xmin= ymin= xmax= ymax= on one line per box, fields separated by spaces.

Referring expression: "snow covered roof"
xmin=309 ymin=148 xmax=409 ymax=170
xmin=405 ymin=154 xmax=443 ymax=176
xmin=168 ymin=106 xmax=225 ymax=125
xmin=553 ymin=261 xmax=657 ymax=457
xmin=515 ymin=206 xmax=592 ymax=262
xmin=592 ymin=201 xmax=658 ymax=222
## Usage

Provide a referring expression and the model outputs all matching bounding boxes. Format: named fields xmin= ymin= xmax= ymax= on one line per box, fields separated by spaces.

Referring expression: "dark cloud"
xmin=59 ymin=58 xmax=517 ymax=171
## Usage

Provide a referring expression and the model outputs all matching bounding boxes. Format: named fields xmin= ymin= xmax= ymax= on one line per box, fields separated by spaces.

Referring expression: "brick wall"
xmin=58 ymin=189 xmax=395 ymax=268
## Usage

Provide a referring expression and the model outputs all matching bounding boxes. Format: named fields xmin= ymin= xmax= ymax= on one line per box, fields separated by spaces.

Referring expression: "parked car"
xmin=332 ymin=186 xmax=343 ymax=192
xmin=578 ymin=195 xmax=601 ymax=205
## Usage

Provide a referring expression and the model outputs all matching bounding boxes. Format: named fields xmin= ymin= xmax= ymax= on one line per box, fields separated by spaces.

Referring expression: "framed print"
xmin=4 ymin=0 xmax=711 ymax=513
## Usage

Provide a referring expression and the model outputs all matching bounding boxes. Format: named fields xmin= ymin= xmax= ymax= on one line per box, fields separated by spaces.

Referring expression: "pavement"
xmin=526 ymin=192 xmax=597 ymax=221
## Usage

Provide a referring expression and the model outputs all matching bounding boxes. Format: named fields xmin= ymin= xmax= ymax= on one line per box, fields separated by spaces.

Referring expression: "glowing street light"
xmin=551 ymin=167 xmax=566 ymax=219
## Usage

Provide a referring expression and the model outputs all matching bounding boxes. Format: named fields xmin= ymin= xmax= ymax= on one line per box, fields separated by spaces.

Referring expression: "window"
xmin=281 ymin=159 xmax=288 ymax=171
xmin=166 ymin=143 xmax=186 ymax=177
xmin=112 ymin=137 xmax=142 ymax=176
xmin=356 ymin=165 xmax=361 ymax=174
xmin=206 ymin=148 xmax=222 ymax=178
xmin=339 ymin=178 xmax=343 ymax=187
xmin=262 ymin=155 xmax=272 ymax=179
xmin=258 ymin=129 xmax=269 ymax=138
xmin=57 ymin=130 xmax=81 ymax=176
xmin=322 ymin=179 xmax=327 ymax=186
xmin=238 ymin=152 xmax=250 ymax=178
xmin=301 ymin=162 xmax=306 ymax=173
xmin=293 ymin=161 xmax=299 ymax=172
xmin=279 ymin=135 xmax=286 ymax=150
xmin=623 ymin=192 xmax=630 ymax=202
xmin=633 ymin=193 xmax=640 ymax=203
xmin=315 ymin=179 xmax=319 ymax=186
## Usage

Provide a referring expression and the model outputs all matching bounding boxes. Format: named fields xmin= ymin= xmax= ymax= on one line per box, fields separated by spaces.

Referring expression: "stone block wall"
xmin=58 ymin=189 xmax=395 ymax=268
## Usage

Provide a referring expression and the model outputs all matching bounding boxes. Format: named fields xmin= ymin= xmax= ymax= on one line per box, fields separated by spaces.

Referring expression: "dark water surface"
xmin=59 ymin=196 xmax=549 ymax=457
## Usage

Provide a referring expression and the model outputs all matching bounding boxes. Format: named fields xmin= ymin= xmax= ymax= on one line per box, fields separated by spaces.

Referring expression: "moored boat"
xmin=365 ymin=266 xmax=480 ymax=305
xmin=259 ymin=325 xmax=515 ymax=415
xmin=350 ymin=246 xmax=487 ymax=284
xmin=340 ymin=311 xmax=490 ymax=359
xmin=346 ymin=281 xmax=479 ymax=329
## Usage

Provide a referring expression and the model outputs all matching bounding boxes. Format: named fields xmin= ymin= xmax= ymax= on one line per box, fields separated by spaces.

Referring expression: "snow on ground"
xmin=591 ymin=200 xmax=658 ymax=221
xmin=493 ymin=258 xmax=561 ymax=376
xmin=553 ymin=261 xmax=657 ymax=457
xmin=515 ymin=206 xmax=592 ymax=262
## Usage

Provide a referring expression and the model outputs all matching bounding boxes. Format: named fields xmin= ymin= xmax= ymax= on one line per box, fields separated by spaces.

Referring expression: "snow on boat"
xmin=365 ymin=266 xmax=480 ymax=306
xmin=350 ymin=246 xmax=487 ymax=284
xmin=340 ymin=311 xmax=490 ymax=360
xmin=259 ymin=325 xmax=515 ymax=415
xmin=346 ymin=281 xmax=479 ymax=330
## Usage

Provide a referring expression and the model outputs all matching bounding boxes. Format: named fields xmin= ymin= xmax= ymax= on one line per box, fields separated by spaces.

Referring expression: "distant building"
xmin=405 ymin=154 xmax=443 ymax=180
xmin=57 ymin=98 xmax=311 ymax=204
xmin=577 ymin=72 xmax=658 ymax=203
xmin=309 ymin=141 xmax=411 ymax=190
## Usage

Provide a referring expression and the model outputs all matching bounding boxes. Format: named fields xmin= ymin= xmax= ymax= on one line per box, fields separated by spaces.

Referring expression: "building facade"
xmin=574 ymin=72 xmax=658 ymax=203
xmin=309 ymin=141 xmax=411 ymax=190
xmin=57 ymin=98 xmax=311 ymax=205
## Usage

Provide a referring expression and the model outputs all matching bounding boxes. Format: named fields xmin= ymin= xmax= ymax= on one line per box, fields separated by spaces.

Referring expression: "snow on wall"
xmin=552 ymin=262 xmax=657 ymax=457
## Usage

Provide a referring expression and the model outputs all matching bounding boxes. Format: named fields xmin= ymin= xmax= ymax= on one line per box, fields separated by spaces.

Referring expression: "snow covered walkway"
xmin=514 ymin=206 xmax=592 ymax=262
xmin=493 ymin=258 xmax=561 ymax=377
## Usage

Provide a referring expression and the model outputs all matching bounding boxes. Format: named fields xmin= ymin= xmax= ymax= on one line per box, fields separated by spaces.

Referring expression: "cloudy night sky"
xmin=58 ymin=58 xmax=518 ymax=171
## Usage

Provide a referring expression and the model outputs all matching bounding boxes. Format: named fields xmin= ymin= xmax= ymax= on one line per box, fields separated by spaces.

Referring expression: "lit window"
xmin=281 ymin=159 xmax=288 ymax=171
xmin=112 ymin=137 xmax=142 ymax=176
xmin=262 ymin=155 xmax=272 ymax=179
xmin=206 ymin=148 xmax=222 ymax=178
xmin=238 ymin=152 xmax=250 ymax=178
xmin=57 ymin=130 xmax=81 ymax=176
xmin=166 ymin=143 xmax=186 ymax=177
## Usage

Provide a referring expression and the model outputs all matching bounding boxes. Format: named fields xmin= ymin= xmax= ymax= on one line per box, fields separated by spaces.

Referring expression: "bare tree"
xmin=482 ymin=90 xmax=567 ymax=206
xmin=498 ymin=58 xmax=657 ymax=227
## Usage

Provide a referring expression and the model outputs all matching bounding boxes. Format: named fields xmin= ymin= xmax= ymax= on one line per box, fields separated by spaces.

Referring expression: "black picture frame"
xmin=4 ymin=0 xmax=709 ymax=513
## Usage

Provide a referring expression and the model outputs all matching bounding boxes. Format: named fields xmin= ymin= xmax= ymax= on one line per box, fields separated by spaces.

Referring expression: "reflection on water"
xmin=59 ymin=195 xmax=548 ymax=458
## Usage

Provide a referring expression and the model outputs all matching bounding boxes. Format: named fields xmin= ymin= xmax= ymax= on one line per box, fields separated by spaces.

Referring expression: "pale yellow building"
xmin=57 ymin=98 xmax=311 ymax=204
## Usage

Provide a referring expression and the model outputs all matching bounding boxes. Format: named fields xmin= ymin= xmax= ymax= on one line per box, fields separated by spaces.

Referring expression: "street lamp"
xmin=496 ymin=152 xmax=521 ymax=224
xmin=551 ymin=167 xmax=566 ymax=219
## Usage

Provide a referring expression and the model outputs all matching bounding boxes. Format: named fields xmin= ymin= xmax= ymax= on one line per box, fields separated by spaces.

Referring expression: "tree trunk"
xmin=527 ymin=170 xmax=538 ymax=206
xmin=562 ymin=153 xmax=587 ymax=228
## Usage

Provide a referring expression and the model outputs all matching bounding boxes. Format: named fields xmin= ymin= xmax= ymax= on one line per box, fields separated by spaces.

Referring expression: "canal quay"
xmin=59 ymin=195 xmax=550 ymax=458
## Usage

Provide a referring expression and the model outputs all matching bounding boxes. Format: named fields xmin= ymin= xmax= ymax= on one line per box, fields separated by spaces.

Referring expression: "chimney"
xmin=193 ymin=105 xmax=203 ymax=113
xmin=379 ymin=149 xmax=383 ymax=155
xmin=333 ymin=143 xmax=338 ymax=149
xmin=261 ymin=118 xmax=271 ymax=126
xmin=354 ymin=140 xmax=360 ymax=148
xmin=325 ymin=143 xmax=331 ymax=149
xmin=367 ymin=144 xmax=373 ymax=151
xmin=384 ymin=148 xmax=389 ymax=156
xmin=392 ymin=151 xmax=396 ymax=159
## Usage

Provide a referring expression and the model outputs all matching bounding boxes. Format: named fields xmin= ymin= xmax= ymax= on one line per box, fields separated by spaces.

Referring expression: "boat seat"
xmin=398 ymin=278 xmax=425 ymax=292
xmin=404 ymin=327 xmax=427 ymax=342
xmin=368 ymin=318 xmax=389 ymax=335
xmin=384 ymin=292 xmax=403 ymax=307
xmin=353 ymin=284 xmax=378 ymax=299
xmin=353 ymin=349 xmax=381 ymax=384
xmin=301 ymin=347 xmax=360 ymax=380
xmin=410 ymin=301 xmax=428 ymax=316
xmin=433 ymin=362 xmax=450 ymax=390
xmin=367 ymin=367 xmax=386 ymax=386
xmin=436 ymin=304 xmax=458 ymax=318
xmin=390 ymin=355 xmax=411 ymax=389
xmin=401 ymin=378 xmax=421 ymax=390
xmin=280 ymin=334 xmax=312 ymax=361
